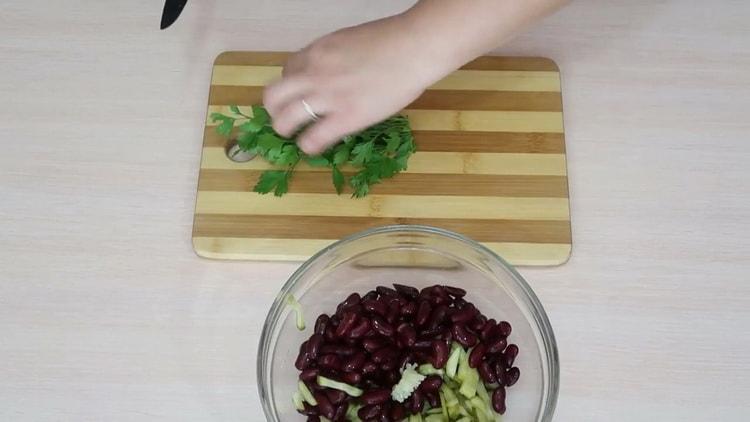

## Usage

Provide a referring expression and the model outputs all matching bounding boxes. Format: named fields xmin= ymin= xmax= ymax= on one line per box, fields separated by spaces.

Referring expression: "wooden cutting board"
xmin=193 ymin=52 xmax=571 ymax=266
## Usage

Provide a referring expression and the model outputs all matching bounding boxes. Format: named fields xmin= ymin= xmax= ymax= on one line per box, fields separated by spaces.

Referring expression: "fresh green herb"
xmin=210 ymin=105 xmax=415 ymax=197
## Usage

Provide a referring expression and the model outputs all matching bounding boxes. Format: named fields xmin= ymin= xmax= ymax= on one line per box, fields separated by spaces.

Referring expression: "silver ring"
xmin=301 ymin=99 xmax=320 ymax=121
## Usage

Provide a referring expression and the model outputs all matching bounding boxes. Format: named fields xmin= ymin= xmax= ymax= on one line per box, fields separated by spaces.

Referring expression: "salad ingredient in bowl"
xmin=292 ymin=283 xmax=520 ymax=421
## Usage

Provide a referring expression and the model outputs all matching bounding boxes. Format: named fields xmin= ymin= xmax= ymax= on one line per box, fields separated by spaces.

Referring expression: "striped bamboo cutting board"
xmin=193 ymin=51 xmax=571 ymax=265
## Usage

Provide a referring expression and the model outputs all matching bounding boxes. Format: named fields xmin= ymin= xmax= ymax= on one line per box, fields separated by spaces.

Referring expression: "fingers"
xmin=272 ymin=97 xmax=330 ymax=138
xmin=297 ymin=114 xmax=360 ymax=155
xmin=262 ymin=75 xmax=312 ymax=117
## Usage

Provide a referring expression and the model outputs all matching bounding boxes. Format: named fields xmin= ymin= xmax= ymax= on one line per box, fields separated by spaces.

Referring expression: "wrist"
xmin=397 ymin=5 xmax=478 ymax=81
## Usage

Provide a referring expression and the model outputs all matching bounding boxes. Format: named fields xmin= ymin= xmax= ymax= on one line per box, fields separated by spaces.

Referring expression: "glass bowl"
xmin=258 ymin=225 xmax=559 ymax=421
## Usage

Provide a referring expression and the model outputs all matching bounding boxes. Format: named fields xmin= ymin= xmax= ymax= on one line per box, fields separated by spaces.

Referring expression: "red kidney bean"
xmin=326 ymin=389 xmax=347 ymax=405
xmin=412 ymin=339 xmax=432 ymax=350
xmin=390 ymin=403 xmax=406 ymax=420
xmin=325 ymin=324 xmax=337 ymax=342
xmin=341 ymin=371 xmax=362 ymax=385
xmin=372 ymin=348 xmax=397 ymax=364
xmin=425 ymin=391 xmax=440 ymax=408
xmin=487 ymin=337 xmax=508 ymax=354
xmin=301 ymin=403 xmax=319 ymax=416
xmin=396 ymin=322 xmax=417 ymax=348
xmin=371 ymin=316 xmax=395 ymax=337
xmin=384 ymin=369 xmax=400 ymax=385
xmin=452 ymin=323 xmax=478 ymax=348
xmin=498 ymin=320 xmax=512 ymax=337
xmin=306 ymin=415 xmax=320 ymax=422
xmin=468 ymin=343 xmax=487 ymax=368
xmin=314 ymin=314 xmax=329 ymax=336
xmin=318 ymin=354 xmax=342 ymax=371
xmin=343 ymin=352 xmax=366 ymax=372
xmin=427 ymin=304 xmax=449 ymax=329
xmin=381 ymin=357 xmax=399 ymax=372
xmin=494 ymin=361 xmax=508 ymax=386
xmin=362 ymin=337 xmax=386 ymax=353
xmin=432 ymin=340 xmax=449 ymax=369
xmin=393 ymin=283 xmax=419 ymax=299
xmin=415 ymin=301 xmax=432 ymax=326
xmin=358 ymin=404 xmax=383 ymax=420
xmin=506 ymin=367 xmax=520 ymax=386
xmin=478 ymin=360 xmax=496 ymax=384
xmin=363 ymin=290 xmax=378 ymax=301
xmin=398 ymin=352 xmax=414 ymax=369
xmin=363 ymin=299 xmax=388 ymax=316
xmin=429 ymin=293 xmax=451 ymax=306
xmin=492 ymin=386 xmax=507 ymax=414
xmin=480 ymin=319 xmax=497 ymax=341
xmin=299 ymin=368 xmax=319 ymax=383
xmin=348 ymin=318 xmax=371 ymax=339
xmin=420 ymin=375 xmax=443 ymax=393
xmin=360 ymin=388 xmax=391 ymax=405
xmin=313 ymin=392 xmax=335 ymax=419
xmin=306 ymin=334 xmax=324 ymax=360
xmin=386 ymin=302 xmax=401 ymax=324
xmin=361 ymin=361 xmax=378 ymax=376
xmin=504 ymin=344 xmax=519 ymax=367
xmin=444 ymin=285 xmax=467 ymax=297
xmin=321 ymin=344 xmax=356 ymax=356
xmin=295 ymin=341 xmax=310 ymax=370
xmin=408 ymin=389 xmax=424 ymax=413
xmin=341 ymin=292 xmax=361 ymax=308
xmin=450 ymin=304 xmax=476 ymax=323
xmin=438 ymin=326 xmax=454 ymax=343
xmin=376 ymin=286 xmax=397 ymax=297
xmin=333 ymin=403 xmax=347 ymax=422
xmin=471 ymin=314 xmax=487 ymax=332
xmin=335 ymin=311 xmax=359 ymax=337
xmin=453 ymin=297 xmax=467 ymax=309
xmin=400 ymin=300 xmax=417 ymax=317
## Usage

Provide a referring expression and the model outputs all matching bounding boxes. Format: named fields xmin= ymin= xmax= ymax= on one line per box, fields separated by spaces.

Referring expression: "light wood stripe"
xmin=200 ymin=148 xmax=568 ymax=176
xmin=211 ymin=66 xmax=561 ymax=92
xmin=213 ymin=52 xmax=559 ymax=72
xmin=209 ymin=86 xmax=562 ymax=112
xmin=197 ymin=170 xmax=569 ymax=198
xmin=193 ymin=214 xmax=571 ymax=243
xmin=195 ymin=192 xmax=570 ymax=221
xmin=193 ymin=236 xmax=571 ymax=266
xmin=206 ymin=106 xmax=564 ymax=133
xmin=202 ymin=126 xmax=566 ymax=153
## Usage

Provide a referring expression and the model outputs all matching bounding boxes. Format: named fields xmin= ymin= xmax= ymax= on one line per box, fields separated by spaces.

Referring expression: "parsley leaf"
xmin=213 ymin=105 xmax=415 ymax=198
xmin=254 ymin=170 xmax=290 ymax=197
xmin=332 ymin=166 xmax=345 ymax=194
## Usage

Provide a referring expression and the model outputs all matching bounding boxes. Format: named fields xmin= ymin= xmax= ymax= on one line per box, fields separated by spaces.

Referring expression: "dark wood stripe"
xmin=209 ymin=86 xmax=561 ymax=112
xmin=213 ymin=52 xmax=559 ymax=72
xmin=197 ymin=170 xmax=569 ymax=198
xmin=461 ymin=56 xmax=559 ymax=71
xmin=413 ymin=131 xmax=565 ymax=153
xmin=202 ymin=126 xmax=565 ymax=153
xmin=194 ymin=214 xmax=571 ymax=243
xmin=214 ymin=51 xmax=289 ymax=66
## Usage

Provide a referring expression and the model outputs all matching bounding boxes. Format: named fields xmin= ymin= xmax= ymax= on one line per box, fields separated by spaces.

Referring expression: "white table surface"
xmin=2 ymin=1 xmax=749 ymax=421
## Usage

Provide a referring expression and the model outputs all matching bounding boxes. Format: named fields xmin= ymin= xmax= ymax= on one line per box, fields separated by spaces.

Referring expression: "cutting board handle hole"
xmin=225 ymin=139 xmax=256 ymax=163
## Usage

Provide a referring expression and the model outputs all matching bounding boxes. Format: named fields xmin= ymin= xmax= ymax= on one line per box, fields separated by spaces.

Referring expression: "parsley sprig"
xmin=210 ymin=105 xmax=416 ymax=197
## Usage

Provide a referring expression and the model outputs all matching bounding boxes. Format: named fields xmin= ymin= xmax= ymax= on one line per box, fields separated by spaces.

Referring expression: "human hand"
xmin=263 ymin=14 xmax=445 ymax=155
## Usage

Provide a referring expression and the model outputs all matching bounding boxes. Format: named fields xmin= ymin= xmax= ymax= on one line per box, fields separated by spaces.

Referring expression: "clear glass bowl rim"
xmin=257 ymin=224 xmax=560 ymax=421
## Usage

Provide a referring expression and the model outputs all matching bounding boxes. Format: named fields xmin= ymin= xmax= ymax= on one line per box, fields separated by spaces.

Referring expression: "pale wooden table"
xmin=2 ymin=1 xmax=749 ymax=421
